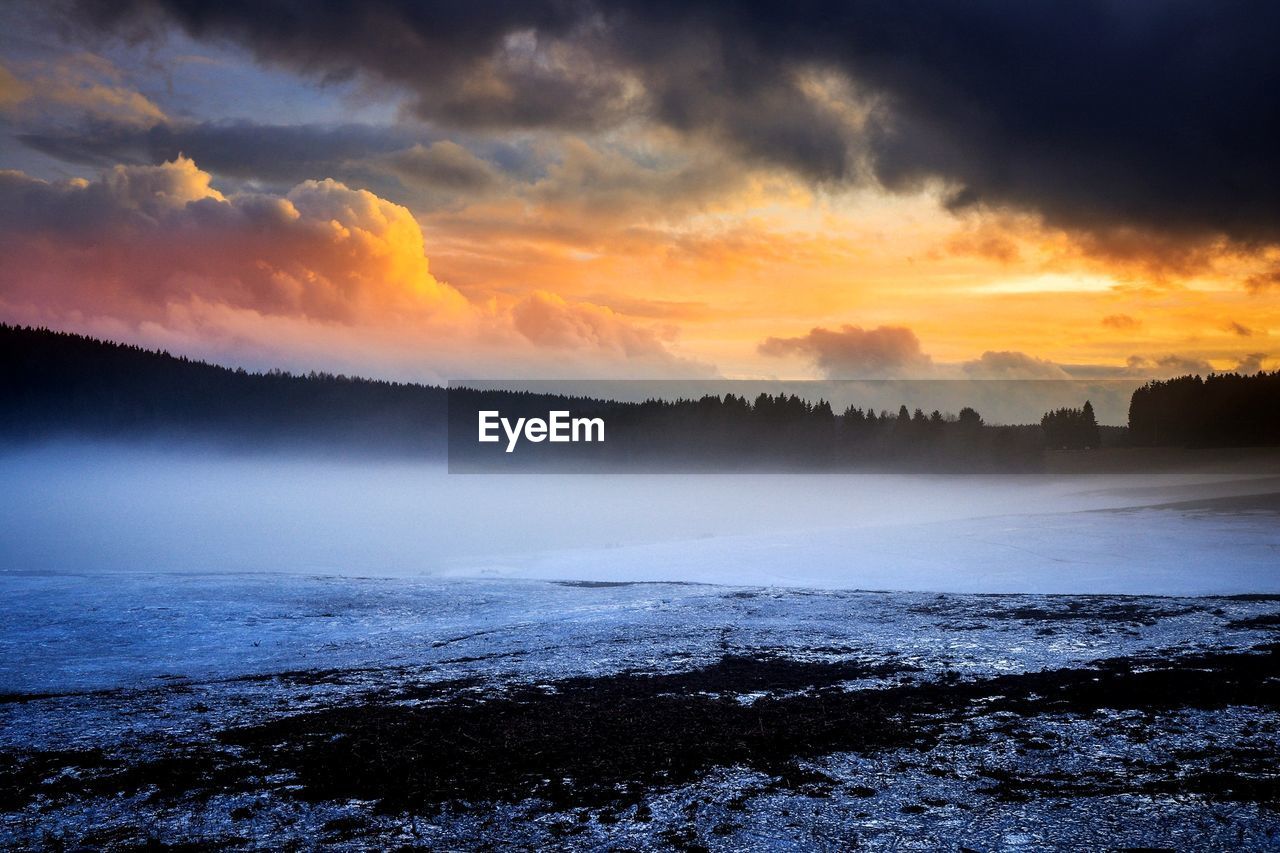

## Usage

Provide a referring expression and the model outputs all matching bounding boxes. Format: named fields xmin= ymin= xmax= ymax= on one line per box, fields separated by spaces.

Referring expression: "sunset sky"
xmin=1 ymin=1 xmax=1278 ymax=381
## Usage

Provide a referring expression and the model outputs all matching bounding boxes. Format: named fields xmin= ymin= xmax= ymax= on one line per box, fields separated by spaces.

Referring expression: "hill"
xmin=0 ymin=324 xmax=449 ymax=454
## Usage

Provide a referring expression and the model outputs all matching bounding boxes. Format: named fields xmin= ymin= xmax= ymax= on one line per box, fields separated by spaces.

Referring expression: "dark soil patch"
xmin=978 ymin=756 xmax=1280 ymax=805
xmin=215 ymin=645 xmax=1280 ymax=811
xmin=0 ymin=692 xmax=62 ymax=705
xmin=910 ymin=595 xmax=1202 ymax=627
xmin=222 ymin=654 xmax=924 ymax=810
xmin=11 ymin=645 xmax=1280 ymax=815
xmin=1228 ymin=613 xmax=1280 ymax=630
xmin=0 ymin=749 xmax=115 ymax=810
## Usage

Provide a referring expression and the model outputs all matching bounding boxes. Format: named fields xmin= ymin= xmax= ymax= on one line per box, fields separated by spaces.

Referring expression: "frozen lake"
xmin=2 ymin=443 xmax=1277 ymax=593
xmin=0 ymin=442 xmax=1276 ymax=694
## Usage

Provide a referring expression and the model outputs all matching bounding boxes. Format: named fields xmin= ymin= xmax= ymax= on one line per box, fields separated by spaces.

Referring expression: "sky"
xmin=1 ymin=1 xmax=1278 ymax=382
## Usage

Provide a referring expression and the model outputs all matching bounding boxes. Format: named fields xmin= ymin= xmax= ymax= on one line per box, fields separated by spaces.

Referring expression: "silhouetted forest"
xmin=447 ymin=391 xmax=1044 ymax=471
xmin=1 ymin=324 xmax=448 ymax=454
xmin=1128 ymin=372 xmax=1280 ymax=447
xmin=6 ymin=324 xmax=1276 ymax=467
xmin=1 ymin=325 xmax=1044 ymax=469
xmin=1041 ymin=401 xmax=1101 ymax=450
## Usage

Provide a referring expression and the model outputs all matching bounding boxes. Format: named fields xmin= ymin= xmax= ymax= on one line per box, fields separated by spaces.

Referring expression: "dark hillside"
xmin=0 ymin=324 xmax=448 ymax=453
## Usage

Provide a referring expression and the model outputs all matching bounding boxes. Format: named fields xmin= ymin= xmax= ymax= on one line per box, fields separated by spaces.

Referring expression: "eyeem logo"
xmin=478 ymin=410 xmax=605 ymax=453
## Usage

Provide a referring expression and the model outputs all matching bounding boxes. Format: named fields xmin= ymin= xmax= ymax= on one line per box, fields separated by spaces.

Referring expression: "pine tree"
xmin=1081 ymin=399 xmax=1100 ymax=448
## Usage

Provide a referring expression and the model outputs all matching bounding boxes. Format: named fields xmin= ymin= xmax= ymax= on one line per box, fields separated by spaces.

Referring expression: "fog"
xmin=2 ymin=442 xmax=1277 ymax=594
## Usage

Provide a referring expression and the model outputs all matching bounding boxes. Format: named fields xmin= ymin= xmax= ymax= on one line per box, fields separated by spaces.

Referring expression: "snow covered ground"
xmin=2 ymin=576 xmax=1279 ymax=850
xmin=0 ymin=571 xmax=1270 ymax=698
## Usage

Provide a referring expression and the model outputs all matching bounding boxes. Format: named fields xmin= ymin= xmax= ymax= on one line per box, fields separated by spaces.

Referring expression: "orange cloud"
xmin=1246 ymin=266 xmax=1280 ymax=293
xmin=513 ymin=291 xmax=670 ymax=356
xmin=959 ymin=351 xmax=1070 ymax=379
xmin=1 ymin=54 xmax=166 ymax=128
xmin=1101 ymin=314 xmax=1141 ymax=330
xmin=0 ymin=157 xmax=707 ymax=378
xmin=0 ymin=156 xmax=466 ymax=323
xmin=943 ymin=222 xmax=1021 ymax=264
xmin=759 ymin=324 xmax=932 ymax=378
xmin=2 ymin=141 xmax=1277 ymax=382
xmin=0 ymin=63 xmax=31 ymax=111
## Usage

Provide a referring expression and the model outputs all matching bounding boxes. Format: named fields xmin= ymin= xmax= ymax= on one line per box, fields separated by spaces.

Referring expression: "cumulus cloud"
xmin=0 ymin=156 xmax=465 ymax=323
xmin=512 ymin=290 xmax=675 ymax=359
xmin=960 ymin=351 xmax=1071 ymax=380
xmin=1126 ymin=354 xmax=1216 ymax=377
xmin=756 ymin=320 xmax=1272 ymax=383
xmin=1124 ymin=352 xmax=1269 ymax=377
xmin=760 ymin=326 xmax=1102 ymax=381
xmin=0 ymin=156 xmax=706 ymax=377
xmin=758 ymin=324 xmax=933 ymax=378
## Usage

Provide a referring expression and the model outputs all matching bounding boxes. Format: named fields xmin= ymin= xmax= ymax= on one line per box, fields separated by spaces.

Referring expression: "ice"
xmin=1 ymin=442 xmax=1276 ymax=593
xmin=456 ymin=504 xmax=1279 ymax=594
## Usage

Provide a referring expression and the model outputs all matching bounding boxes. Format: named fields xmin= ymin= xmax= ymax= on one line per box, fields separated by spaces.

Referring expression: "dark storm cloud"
xmin=17 ymin=117 xmax=542 ymax=204
xmin=62 ymin=0 xmax=1280 ymax=243
xmin=19 ymin=121 xmax=414 ymax=183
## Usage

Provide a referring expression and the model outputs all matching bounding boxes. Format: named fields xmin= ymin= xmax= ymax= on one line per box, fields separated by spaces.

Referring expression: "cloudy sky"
xmin=1 ymin=0 xmax=1277 ymax=381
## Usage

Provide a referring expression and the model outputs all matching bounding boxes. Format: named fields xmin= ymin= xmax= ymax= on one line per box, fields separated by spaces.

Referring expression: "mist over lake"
xmin=3 ymin=442 xmax=1276 ymax=595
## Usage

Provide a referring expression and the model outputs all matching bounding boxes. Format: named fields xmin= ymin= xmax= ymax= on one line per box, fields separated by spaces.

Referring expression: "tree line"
xmin=1128 ymin=372 xmax=1280 ymax=447
xmin=4 ymin=325 xmax=1277 ymax=466
xmin=1041 ymin=401 xmax=1101 ymax=450
xmin=451 ymin=390 xmax=1042 ymax=471
xmin=1 ymin=323 xmax=448 ymax=454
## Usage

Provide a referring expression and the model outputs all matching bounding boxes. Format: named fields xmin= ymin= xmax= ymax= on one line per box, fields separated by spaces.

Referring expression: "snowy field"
xmin=1 ymin=444 xmax=1279 ymax=849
